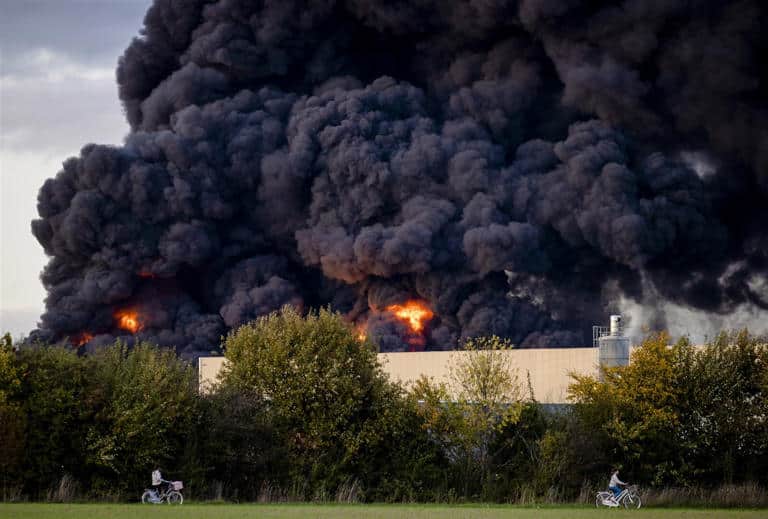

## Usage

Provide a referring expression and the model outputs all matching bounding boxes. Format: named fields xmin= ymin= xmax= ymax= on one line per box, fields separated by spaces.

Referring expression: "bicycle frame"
xmin=141 ymin=481 xmax=184 ymax=505
xmin=145 ymin=484 xmax=171 ymax=502
xmin=618 ymin=486 xmax=641 ymax=508
xmin=596 ymin=485 xmax=641 ymax=509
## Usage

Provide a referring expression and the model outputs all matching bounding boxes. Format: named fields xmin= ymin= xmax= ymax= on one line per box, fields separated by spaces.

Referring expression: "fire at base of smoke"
xmin=30 ymin=0 xmax=768 ymax=356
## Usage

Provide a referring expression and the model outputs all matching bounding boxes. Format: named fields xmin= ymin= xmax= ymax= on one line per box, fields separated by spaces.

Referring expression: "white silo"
xmin=598 ymin=314 xmax=630 ymax=368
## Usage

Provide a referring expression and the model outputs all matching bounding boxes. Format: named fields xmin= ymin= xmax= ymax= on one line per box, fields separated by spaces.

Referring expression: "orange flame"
xmin=71 ymin=332 xmax=93 ymax=347
xmin=356 ymin=324 xmax=367 ymax=342
xmin=137 ymin=270 xmax=156 ymax=279
xmin=386 ymin=300 xmax=434 ymax=334
xmin=115 ymin=309 xmax=142 ymax=333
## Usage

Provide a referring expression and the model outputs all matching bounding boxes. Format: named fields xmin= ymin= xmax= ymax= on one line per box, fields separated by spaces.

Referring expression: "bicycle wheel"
xmin=623 ymin=493 xmax=642 ymax=509
xmin=167 ymin=491 xmax=183 ymax=505
xmin=596 ymin=492 xmax=613 ymax=507
xmin=141 ymin=491 xmax=154 ymax=504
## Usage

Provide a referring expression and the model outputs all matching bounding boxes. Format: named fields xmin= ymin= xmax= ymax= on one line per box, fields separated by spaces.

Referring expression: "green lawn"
xmin=1 ymin=504 xmax=767 ymax=519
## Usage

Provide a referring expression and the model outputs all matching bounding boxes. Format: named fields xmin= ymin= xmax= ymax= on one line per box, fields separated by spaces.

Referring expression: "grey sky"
xmin=0 ymin=0 xmax=152 ymax=337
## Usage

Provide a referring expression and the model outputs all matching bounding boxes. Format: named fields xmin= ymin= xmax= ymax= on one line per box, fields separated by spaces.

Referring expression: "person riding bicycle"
xmin=151 ymin=468 xmax=169 ymax=498
xmin=143 ymin=468 xmax=183 ymax=505
xmin=608 ymin=468 xmax=627 ymax=502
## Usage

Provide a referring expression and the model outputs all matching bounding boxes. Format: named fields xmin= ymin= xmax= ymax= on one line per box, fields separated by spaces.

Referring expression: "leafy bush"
xmin=0 ymin=334 xmax=25 ymax=499
xmin=83 ymin=342 xmax=198 ymax=496
xmin=222 ymin=306 xmax=440 ymax=496
xmin=186 ymin=386 xmax=286 ymax=500
xmin=568 ymin=331 xmax=768 ymax=487
xmin=1 ymin=324 xmax=765 ymax=503
xmin=14 ymin=345 xmax=91 ymax=498
xmin=411 ymin=336 xmax=529 ymax=499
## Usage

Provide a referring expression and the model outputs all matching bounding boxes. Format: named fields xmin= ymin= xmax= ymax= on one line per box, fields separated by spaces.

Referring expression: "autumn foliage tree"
xmin=681 ymin=330 xmax=768 ymax=483
xmin=0 ymin=340 xmax=198 ymax=499
xmin=568 ymin=331 xmax=768 ymax=486
xmin=221 ymin=306 xmax=436 ymax=497
xmin=1 ymin=324 xmax=766 ymax=502
xmin=412 ymin=336 xmax=528 ymax=496
xmin=83 ymin=342 xmax=198 ymax=495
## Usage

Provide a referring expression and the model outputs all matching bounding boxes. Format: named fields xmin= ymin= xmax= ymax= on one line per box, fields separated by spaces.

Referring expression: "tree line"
xmin=1 ymin=307 xmax=767 ymax=502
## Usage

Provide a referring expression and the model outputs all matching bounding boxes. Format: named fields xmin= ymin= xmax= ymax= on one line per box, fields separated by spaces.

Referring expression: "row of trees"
xmin=1 ymin=308 xmax=767 ymax=502
xmin=0 ymin=334 xmax=196 ymax=500
xmin=569 ymin=331 xmax=768 ymax=488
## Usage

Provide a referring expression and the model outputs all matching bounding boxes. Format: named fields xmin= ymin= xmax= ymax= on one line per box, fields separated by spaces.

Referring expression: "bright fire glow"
xmin=356 ymin=324 xmax=367 ymax=342
xmin=115 ymin=309 xmax=142 ymax=333
xmin=386 ymin=300 xmax=434 ymax=333
xmin=72 ymin=332 xmax=93 ymax=347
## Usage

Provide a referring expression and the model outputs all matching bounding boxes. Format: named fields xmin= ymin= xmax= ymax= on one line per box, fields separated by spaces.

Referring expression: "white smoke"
xmin=618 ymin=289 xmax=768 ymax=345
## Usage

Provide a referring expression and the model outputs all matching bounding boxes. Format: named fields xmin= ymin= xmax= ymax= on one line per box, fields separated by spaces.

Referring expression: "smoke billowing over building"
xmin=30 ymin=0 xmax=768 ymax=356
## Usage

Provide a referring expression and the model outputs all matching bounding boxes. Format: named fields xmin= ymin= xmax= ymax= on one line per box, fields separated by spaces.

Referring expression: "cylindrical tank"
xmin=598 ymin=335 xmax=630 ymax=368
xmin=609 ymin=314 xmax=623 ymax=336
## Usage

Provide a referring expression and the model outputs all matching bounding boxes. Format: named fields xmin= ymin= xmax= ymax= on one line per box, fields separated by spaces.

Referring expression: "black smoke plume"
xmin=31 ymin=0 xmax=768 ymax=356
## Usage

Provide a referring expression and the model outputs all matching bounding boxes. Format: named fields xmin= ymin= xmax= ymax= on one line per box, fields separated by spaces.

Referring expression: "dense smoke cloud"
xmin=31 ymin=0 xmax=768 ymax=356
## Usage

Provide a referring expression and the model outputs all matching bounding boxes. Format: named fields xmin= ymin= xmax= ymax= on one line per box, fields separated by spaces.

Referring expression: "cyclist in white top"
xmin=151 ymin=468 xmax=166 ymax=495
xmin=609 ymin=469 xmax=627 ymax=499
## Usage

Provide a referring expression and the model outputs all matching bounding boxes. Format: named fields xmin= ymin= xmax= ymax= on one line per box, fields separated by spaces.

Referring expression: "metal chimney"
xmin=609 ymin=314 xmax=623 ymax=336
xmin=597 ymin=314 xmax=630 ymax=370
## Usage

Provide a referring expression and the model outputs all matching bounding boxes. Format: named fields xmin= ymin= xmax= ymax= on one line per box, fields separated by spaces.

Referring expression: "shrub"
xmin=83 ymin=342 xmax=198 ymax=496
xmin=222 ymin=306 xmax=437 ymax=497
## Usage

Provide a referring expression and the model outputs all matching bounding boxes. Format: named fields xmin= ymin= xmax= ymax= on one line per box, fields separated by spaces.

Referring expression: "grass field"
xmin=1 ymin=504 xmax=767 ymax=519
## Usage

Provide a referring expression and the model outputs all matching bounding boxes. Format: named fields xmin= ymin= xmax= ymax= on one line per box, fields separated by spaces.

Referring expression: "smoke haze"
xmin=31 ymin=0 xmax=768 ymax=356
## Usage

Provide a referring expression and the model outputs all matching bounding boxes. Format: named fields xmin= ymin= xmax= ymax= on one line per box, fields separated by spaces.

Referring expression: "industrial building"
xmin=199 ymin=316 xmax=631 ymax=404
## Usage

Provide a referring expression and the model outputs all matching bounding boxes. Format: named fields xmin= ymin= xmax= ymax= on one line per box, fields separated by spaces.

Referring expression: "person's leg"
xmin=610 ymin=486 xmax=621 ymax=498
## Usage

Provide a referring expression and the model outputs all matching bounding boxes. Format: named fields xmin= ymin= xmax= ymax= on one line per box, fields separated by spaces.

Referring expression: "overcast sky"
xmin=0 ymin=0 xmax=152 ymax=337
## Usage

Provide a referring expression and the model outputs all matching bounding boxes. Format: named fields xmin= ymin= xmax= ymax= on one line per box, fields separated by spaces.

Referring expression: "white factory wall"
xmin=198 ymin=356 xmax=227 ymax=393
xmin=381 ymin=348 xmax=599 ymax=403
xmin=199 ymin=348 xmax=600 ymax=403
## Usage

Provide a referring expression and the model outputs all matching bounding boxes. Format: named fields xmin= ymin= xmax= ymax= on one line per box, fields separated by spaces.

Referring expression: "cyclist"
xmin=608 ymin=468 xmax=627 ymax=503
xmin=151 ymin=467 xmax=168 ymax=500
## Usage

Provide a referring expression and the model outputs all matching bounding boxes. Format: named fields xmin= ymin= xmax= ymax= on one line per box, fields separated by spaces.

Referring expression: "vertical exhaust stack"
xmin=609 ymin=315 xmax=623 ymax=337
xmin=597 ymin=314 xmax=630 ymax=370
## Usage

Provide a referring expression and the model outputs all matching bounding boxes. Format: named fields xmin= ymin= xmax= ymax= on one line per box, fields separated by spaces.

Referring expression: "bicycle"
xmin=596 ymin=484 xmax=641 ymax=508
xmin=141 ymin=480 xmax=184 ymax=504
